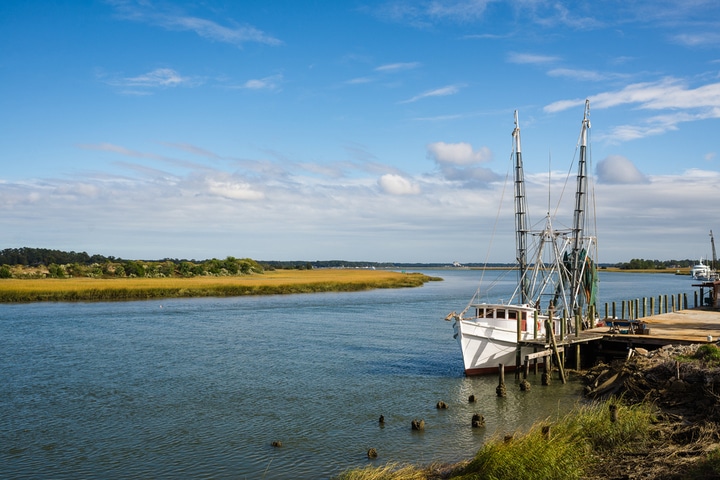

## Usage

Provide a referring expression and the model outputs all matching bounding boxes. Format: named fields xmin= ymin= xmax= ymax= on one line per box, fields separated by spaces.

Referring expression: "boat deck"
xmin=520 ymin=330 xmax=606 ymax=349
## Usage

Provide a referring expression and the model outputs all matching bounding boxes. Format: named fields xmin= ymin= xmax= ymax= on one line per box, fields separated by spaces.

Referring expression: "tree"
xmin=0 ymin=265 xmax=11 ymax=278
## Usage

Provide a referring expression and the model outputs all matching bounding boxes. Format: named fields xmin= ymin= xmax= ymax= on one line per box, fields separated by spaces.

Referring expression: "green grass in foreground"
xmin=334 ymin=397 xmax=654 ymax=480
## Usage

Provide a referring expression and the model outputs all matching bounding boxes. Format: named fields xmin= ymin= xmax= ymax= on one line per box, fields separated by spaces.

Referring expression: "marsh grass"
xmin=0 ymin=270 xmax=438 ymax=302
xmin=334 ymin=463 xmax=429 ymax=480
xmin=335 ymin=398 xmax=655 ymax=480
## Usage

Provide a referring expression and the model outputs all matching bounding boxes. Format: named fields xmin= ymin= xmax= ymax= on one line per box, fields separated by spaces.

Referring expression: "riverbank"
xmin=336 ymin=343 xmax=720 ymax=480
xmin=0 ymin=269 xmax=440 ymax=302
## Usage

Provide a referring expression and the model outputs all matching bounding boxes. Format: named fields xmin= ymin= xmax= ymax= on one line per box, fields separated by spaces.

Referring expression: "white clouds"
xmin=374 ymin=0 xmax=494 ymax=26
xmin=110 ymin=0 xmax=282 ymax=47
xmin=508 ymin=52 xmax=561 ymax=65
xmin=546 ymin=78 xmax=720 ymax=141
xmin=1 ymin=148 xmax=718 ymax=262
xmin=547 ymin=68 xmax=605 ymax=81
xmin=596 ymin=155 xmax=649 ymax=184
xmin=400 ymin=84 xmax=463 ymax=103
xmin=378 ymin=174 xmax=421 ymax=195
xmin=204 ymin=176 xmax=265 ymax=201
xmin=375 ymin=62 xmax=421 ymax=72
xmin=102 ymin=68 xmax=198 ymax=94
xmin=427 ymin=142 xmax=492 ymax=165
xmin=236 ymin=74 xmax=283 ymax=91
xmin=427 ymin=142 xmax=498 ymax=186
xmin=672 ymin=32 xmax=720 ymax=47
xmin=548 ymin=78 xmax=720 ymax=113
xmin=125 ymin=68 xmax=190 ymax=87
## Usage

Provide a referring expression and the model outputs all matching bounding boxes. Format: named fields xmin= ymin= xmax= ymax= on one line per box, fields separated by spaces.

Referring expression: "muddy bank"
xmin=582 ymin=344 xmax=720 ymax=479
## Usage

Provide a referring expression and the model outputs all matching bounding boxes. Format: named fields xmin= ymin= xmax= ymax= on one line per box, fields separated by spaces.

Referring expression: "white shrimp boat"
xmin=447 ymin=101 xmax=598 ymax=375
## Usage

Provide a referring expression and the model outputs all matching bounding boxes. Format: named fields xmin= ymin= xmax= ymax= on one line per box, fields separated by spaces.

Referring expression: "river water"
xmin=0 ymin=270 xmax=697 ymax=479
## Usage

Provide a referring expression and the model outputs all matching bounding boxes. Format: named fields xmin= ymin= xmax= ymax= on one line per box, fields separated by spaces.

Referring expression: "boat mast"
xmin=711 ymin=230 xmax=717 ymax=271
xmin=570 ymin=100 xmax=591 ymax=312
xmin=513 ymin=110 xmax=529 ymax=303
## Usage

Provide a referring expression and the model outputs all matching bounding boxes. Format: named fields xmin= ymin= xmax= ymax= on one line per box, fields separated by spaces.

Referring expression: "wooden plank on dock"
xmin=525 ymin=347 xmax=564 ymax=361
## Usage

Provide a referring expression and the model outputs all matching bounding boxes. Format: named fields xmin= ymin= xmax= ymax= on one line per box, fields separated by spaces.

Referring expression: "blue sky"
xmin=1 ymin=0 xmax=719 ymax=263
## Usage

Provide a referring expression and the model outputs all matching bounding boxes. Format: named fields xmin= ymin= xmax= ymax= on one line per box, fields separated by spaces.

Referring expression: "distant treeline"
xmin=0 ymin=248 xmax=263 ymax=279
xmin=0 ymin=247 xmax=113 ymax=267
xmin=615 ymin=258 xmax=707 ymax=270
xmin=0 ymin=247 xmax=707 ymax=280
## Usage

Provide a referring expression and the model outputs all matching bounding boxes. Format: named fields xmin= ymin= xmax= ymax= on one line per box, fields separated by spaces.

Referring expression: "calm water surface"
xmin=0 ymin=270 xmax=696 ymax=479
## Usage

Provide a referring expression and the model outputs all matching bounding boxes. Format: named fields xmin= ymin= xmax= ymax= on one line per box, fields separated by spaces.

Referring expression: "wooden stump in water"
xmin=471 ymin=413 xmax=485 ymax=428
xmin=436 ymin=400 xmax=448 ymax=409
xmin=497 ymin=363 xmax=507 ymax=397
xmin=411 ymin=419 xmax=425 ymax=431
xmin=367 ymin=448 xmax=378 ymax=459
xmin=609 ymin=404 xmax=618 ymax=423
xmin=468 ymin=394 xmax=476 ymax=403
xmin=519 ymin=379 xmax=531 ymax=391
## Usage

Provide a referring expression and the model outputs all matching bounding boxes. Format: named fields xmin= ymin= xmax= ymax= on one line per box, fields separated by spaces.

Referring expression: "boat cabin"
xmin=474 ymin=305 xmax=529 ymax=321
xmin=472 ymin=304 xmax=537 ymax=332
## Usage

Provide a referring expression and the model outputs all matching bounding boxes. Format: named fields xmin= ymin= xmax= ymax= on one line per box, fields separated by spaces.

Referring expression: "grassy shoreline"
xmin=0 ymin=270 xmax=440 ymax=303
xmin=335 ymin=344 xmax=720 ymax=480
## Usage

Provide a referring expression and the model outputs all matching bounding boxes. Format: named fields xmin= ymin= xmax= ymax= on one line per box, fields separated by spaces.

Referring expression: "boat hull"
xmin=454 ymin=316 xmax=548 ymax=376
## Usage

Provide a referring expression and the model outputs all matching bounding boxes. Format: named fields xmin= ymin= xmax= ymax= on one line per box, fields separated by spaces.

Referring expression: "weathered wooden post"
xmin=671 ymin=294 xmax=676 ymax=312
xmin=574 ymin=309 xmax=581 ymax=370
xmin=541 ymin=354 xmax=550 ymax=386
xmin=642 ymin=297 xmax=647 ymax=318
xmin=612 ymin=301 xmax=616 ymax=319
xmin=575 ymin=343 xmax=581 ymax=370
xmin=694 ymin=291 xmax=698 ymax=308
xmin=650 ymin=296 xmax=655 ymax=316
xmin=575 ymin=310 xmax=580 ymax=337
xmin=664 ymin=295 xmax=669 ymax=313
xmin=560 ymin=313 xmax=566 ymax=366
xmin=534 ymin=310 xmax=539 ymax=340
xmin=683 ymin=293 xmax=688 ymax=310
xmin=604 ymin=302 xmax=609 ymax=320
xmin=609 ymin=404 xmax=618 ymax=423
xmin=515 ymin=314 xmax=522 ymax=378
xmin=496 ymin=364 xmax=507 ymax=397
xmin=546 ymin=318 xmax=566 ymax=384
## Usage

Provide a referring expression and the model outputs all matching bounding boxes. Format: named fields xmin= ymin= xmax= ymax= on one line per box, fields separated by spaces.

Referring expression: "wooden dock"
xmin=591 ymin=307 xmax=720 ymax=344
xmin=514 ymin=308 xmax=720 ymax=374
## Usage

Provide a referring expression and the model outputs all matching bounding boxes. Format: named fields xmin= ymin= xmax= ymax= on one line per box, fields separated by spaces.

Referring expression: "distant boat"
xmin=691 ymin=259 xmax=715 ymax=281
xmin=446 ymin=101 xmax=598 ymax=375
xmin=691 ymin=231 xmax=718 ymax=281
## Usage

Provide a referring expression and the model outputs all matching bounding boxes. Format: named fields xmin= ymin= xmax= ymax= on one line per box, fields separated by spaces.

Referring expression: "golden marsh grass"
xmin=0 ymin=269 xmax=439 ymax=302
